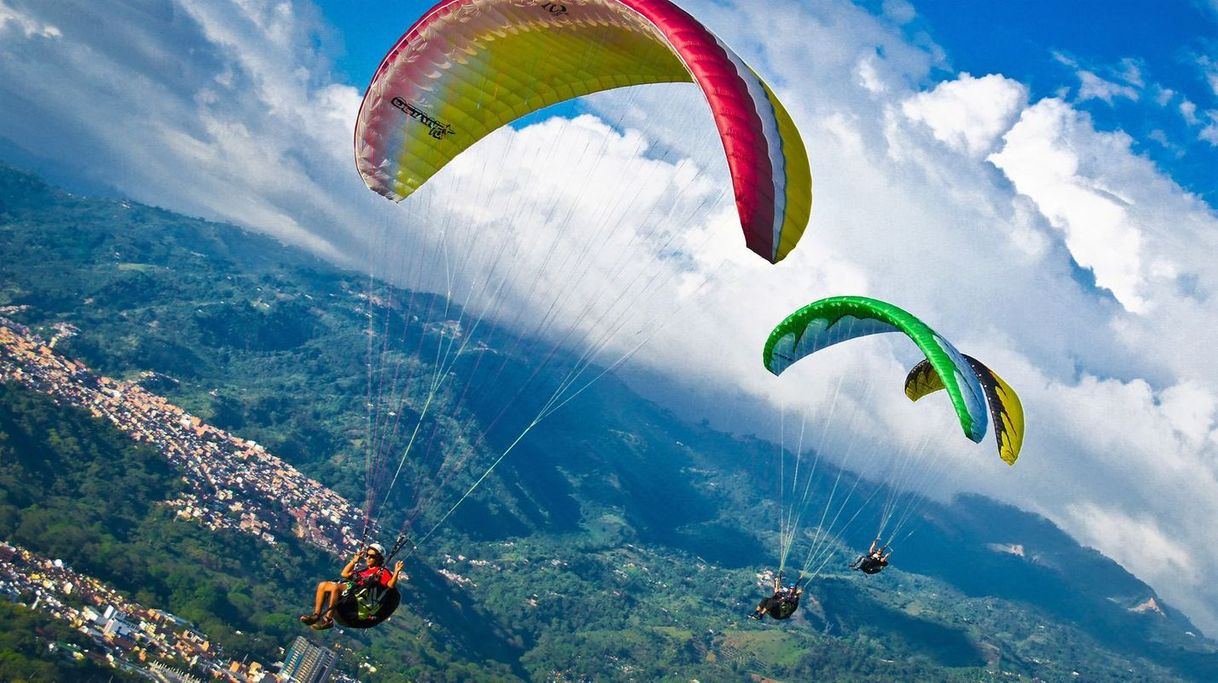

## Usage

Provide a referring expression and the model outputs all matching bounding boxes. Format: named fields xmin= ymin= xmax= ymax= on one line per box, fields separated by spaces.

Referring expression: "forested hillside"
xmin=3 ymin=163 xmax=1215 ymax=681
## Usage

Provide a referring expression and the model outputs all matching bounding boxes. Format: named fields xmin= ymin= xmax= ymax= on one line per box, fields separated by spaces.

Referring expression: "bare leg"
xmin=312 ymin=581 xmax=342 ymax=616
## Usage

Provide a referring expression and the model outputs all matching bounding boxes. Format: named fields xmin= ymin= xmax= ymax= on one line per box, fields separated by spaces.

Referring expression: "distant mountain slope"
xmin=3 ymin=162 xmax=1215 ymax=681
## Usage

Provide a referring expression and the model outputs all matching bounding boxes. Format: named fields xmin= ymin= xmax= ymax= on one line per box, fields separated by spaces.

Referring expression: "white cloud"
xmin=1147 ymin=129 xmax=1176 ymax=153
xmin=881 ymin=0 xmax=916 ymax=25
xmin=0 ymin=0 xmax=59 ymax=38
xmin=0 ymin=0 xmax=362 ymax=261
xmin=1181 ymin=99 xmax=1200 ymax=125
xmin=900 ymin=73 xmax=1027 ymax=157
xmin=3 ymin=0 xmax=1218 ymax=638
xmin=1200 ymin=55 xmax=1218 ymax=97
xmin=1159 ymin=381 xmax=1218 ymax=448
xmin=1077 ymin=70 xmax=1140 ymax=104
xmin=1066 ymin=503 xmax=1198 ymax=594
xmin=857 ymin=56 xmax=887 ymax=94
xmin=1117 ymin=58 xmax=1145 ymax=88
xmin=959 ymin=362 xmax=1218 ymax=634
xmin=1054 ymin=52 xmax=1144 ymax=105
xmin=1202 ymin=110 xmax=1218 ymax=145
xmin=988 ymin=100 xmax=1151 ymax=312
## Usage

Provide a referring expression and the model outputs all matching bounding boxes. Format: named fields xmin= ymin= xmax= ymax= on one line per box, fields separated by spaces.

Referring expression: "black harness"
xmin=332 ymin=534 xmax=413 ymax=629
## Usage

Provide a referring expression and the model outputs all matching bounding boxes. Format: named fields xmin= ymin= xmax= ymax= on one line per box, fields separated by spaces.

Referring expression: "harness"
xmin=332 ymin=535 xmax=412 ymax=629
xmin=769 ymin=588 xmax=801 ymax=619
xmin=342 ymin=569 xmax=391 ymax=620
xmin=859 ymin=557 xmax=886 ymax=574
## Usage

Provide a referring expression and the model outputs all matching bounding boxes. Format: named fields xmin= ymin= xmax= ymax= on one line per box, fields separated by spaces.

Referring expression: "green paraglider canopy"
xmin=763 ymin=295 xmax=1023 ymax=463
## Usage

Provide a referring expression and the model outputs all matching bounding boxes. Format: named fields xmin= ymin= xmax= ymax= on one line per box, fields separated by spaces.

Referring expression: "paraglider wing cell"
xmin=353 ymin=0 xmax=812 ymax=263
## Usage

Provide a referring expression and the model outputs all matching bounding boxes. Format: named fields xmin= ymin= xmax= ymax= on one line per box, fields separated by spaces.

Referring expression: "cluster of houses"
xmin=0 ymin=541 xmax=269 ymax=681
xmin=0 ymin=318 xmax=366 ymax=556
xmin=0 ymin=318 xmax=388 ymax=680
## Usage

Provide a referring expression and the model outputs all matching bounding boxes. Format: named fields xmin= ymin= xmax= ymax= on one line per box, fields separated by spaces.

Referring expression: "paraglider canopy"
xmin=763 ymin=295 xmax=1024 ymax=463
xmin=354 ymin=0 xmax=813 ymax=263
xmin=345 ymin=0 xmax=818 ymax=572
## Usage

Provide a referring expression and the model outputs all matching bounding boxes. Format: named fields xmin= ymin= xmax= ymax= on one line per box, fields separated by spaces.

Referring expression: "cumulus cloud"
xmin=3 ymin=0 xmax=1218 ymax=637
xmin=988 ymin=101 xmax=1151 ymax=312
xmin=1146 ymin=129 xmax=1178 ymax=153
xmin=901 ymin=73 xmax=1027 ymax=157
xmin=987 ymin=95 xmax=1218 ymax=381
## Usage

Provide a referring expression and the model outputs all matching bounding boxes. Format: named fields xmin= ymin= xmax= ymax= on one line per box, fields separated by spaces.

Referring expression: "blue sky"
xmin=904 ymin=0 xmax=1218 ymax=204
xmin=3 ymin=0 xmax=1218 ymax=635
xmin=313 ymin=1 xmax=429 ymax=85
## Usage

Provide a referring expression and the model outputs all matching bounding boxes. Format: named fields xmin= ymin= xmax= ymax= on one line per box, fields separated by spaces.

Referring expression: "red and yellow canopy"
xmin=354 ymin=0 xmax=812 ymax=263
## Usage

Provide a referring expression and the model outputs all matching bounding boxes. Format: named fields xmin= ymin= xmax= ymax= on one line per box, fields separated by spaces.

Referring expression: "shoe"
xmin=749 ymin=612 xmax=762 ymax=621
xmin=311 ymin=617 xmax=334 ymax=631
xmin=299 ymin=613 xmax=320 ymax=625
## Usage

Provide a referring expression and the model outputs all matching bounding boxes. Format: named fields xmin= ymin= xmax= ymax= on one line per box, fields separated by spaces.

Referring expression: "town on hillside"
xmin=0 ymin=317 xmax=376 ymax=681
xmin=0 ymin=317 xmax=367 ymax=556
